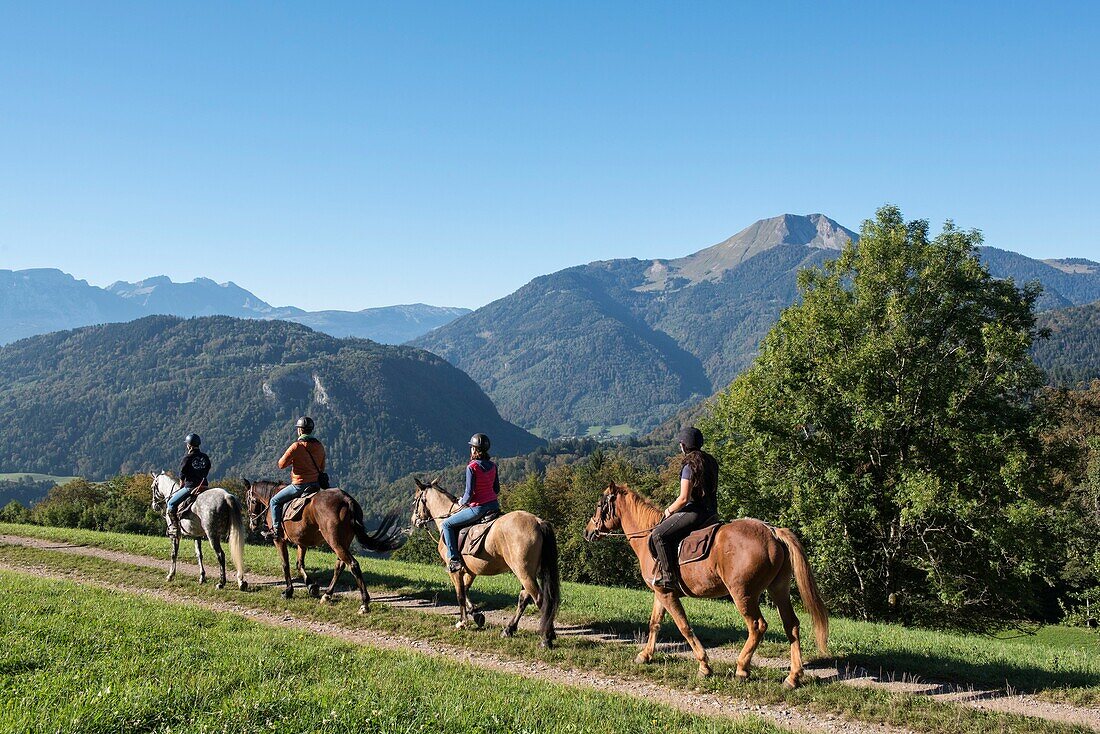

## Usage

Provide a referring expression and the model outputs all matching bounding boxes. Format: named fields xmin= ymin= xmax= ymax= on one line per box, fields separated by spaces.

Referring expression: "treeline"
xmin=0 ymin=474 xmax=248 ymax=537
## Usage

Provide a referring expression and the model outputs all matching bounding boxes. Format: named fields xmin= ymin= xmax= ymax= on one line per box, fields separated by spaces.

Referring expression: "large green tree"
xmin=703 ymin=206 xmax=1062 ymax=629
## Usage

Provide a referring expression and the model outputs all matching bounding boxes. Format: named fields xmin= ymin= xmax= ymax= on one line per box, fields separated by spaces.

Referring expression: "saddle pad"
xmin=284 ymin=488 xmax=325 ymax=522
xmin=457 ymin=513 xmax=500 ymax=558
xmin=175 ymin=485 xmax=208 ymax=516
xmin=677 ymin=523 xmax=722 ymax=565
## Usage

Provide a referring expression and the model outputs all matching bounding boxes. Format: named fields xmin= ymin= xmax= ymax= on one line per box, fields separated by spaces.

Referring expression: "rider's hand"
xmin=663 ymin=508 xmax=672 ymax=519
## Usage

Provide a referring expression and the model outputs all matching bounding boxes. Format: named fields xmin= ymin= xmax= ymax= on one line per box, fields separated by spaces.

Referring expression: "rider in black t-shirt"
xmin=167 ymin=433 xmax=211 ymax=536
xmin=648 ymin=426 xmax=719 ymax=590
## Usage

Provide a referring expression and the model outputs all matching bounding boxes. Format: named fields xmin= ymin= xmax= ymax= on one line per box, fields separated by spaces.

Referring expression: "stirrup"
xmin=262 ymin=527 xmax=283 ymax=542
xmin=447 ymin=559 xmax=464 ymax=573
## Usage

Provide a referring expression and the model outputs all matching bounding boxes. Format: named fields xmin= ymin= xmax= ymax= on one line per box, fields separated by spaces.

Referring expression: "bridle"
xmin=150 ymin=473 xmax=170 ymax=512
xmin=245 ymin=486 xmax=268 ymax=529
xmin=411 ymin=484 xmax=459 ymax=544
xmin=590 ymin=490 xmax=656 ymax=540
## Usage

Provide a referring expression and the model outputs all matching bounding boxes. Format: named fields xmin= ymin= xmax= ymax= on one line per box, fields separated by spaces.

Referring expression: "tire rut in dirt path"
xmin=0 ymin=559 xmax=910 ymax=734
xmin=3 ymin=534 xmax=1097 ymax=732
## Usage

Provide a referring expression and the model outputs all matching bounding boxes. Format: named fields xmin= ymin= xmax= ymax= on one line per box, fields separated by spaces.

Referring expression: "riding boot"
xmin=262 ymin=525 xmax=283 ymax=542
xmin=651 ymin=562 xmax=676 ymax=591
xmin=167 ymin=512 xmax=181 ymax=538
xmin=447 ymin=557 xmax=464 ymax=574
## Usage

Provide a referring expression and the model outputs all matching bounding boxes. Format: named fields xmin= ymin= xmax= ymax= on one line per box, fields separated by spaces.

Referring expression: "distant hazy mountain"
xmin=0 ymin=269 xmax=144 ymax=344
xmin=415 ymin=214 xmax=1099 ymax=437
xmin=280 ymin=305 xmax=472 ymax=343
xmin=0 ymin=270 xmax=468 ymax=345
xmin=0 ymin=316 xmax=541 ymax=496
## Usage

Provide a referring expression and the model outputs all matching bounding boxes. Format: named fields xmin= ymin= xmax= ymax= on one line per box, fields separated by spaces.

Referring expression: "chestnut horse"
xmin=585 ymin=483 xmax=828 ymax=688
xmin=245 ymin=480 xmax=402 ymax=613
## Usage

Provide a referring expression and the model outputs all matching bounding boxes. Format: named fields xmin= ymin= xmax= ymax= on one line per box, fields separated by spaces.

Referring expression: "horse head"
xmin=584 ymin=483 xmax=624 ymax=541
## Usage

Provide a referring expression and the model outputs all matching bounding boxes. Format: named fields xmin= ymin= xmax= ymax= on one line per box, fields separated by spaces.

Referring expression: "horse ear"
xmin=243 ymin=478 xmax=251 ymax=489
xmin=413 ymin=477 xmax=425 ymax=489
xmin=431 ymin=476 xmax=442 ymax=487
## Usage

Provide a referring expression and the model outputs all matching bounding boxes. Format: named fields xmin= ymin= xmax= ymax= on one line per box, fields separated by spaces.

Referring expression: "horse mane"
xmin=246 ymin=480 xmax=283 ymax=501
xmin=426 ymin=479 xmax=460 ymax=504
xmin=612 ymin=482 xmax=664 ymax=525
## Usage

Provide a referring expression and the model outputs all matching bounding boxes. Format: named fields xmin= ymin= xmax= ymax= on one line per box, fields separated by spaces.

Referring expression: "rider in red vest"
xmin=440 ymin=433 xmax=501 ymax=573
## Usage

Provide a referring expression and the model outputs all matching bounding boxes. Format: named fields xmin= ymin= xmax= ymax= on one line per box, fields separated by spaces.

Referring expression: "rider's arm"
xmin=458 ymin=465 xmax=474 ymax=506
xmin=277 ymin=444 xmax=295 ymax=470
xmin=665 ymin=477 xmax=693 ymax=517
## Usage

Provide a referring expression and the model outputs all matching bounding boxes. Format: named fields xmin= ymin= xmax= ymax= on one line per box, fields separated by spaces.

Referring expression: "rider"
xmin=648 ymin=426 xmax=719 ymax=590
xmin=440 ymin=433 xmax=501 ymax=573
xmin=167 ymin=433 xmax=211 ymax=536
xmin=267 ymin=416 xmax=326 ymax=541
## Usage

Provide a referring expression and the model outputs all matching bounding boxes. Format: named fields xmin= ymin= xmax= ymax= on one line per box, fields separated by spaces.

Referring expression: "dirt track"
xmin=2 ymin=533 xmax=1098 ymax=732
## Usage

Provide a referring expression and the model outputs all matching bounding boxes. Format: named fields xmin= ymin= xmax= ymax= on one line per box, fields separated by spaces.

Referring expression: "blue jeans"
xmin=441 ymin=501 xmax=499 ymax=562
xmin=270 ymin=483 xmax=317 ymax=530
xmin=167 ymin=487 xmax=192 ymax=516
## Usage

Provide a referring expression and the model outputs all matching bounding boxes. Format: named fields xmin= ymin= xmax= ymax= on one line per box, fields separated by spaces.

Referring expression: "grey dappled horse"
xmin=151 ymin=472 xmax=248 ymax=590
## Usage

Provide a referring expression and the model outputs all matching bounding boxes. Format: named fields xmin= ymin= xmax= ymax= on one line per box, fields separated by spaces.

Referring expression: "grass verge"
xmin=0 ymin=541 xmax=1092 ymax=734
xmin=2 ymin=521 xmax=1097 ymax=707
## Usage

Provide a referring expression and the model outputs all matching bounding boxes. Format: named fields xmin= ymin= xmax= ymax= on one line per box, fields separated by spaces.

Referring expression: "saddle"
xmin=284 ymin=486 xmax=325 ymax=523
xmin=676 ymin=520 xmax=722 ymax=565
xmin=175 ymin=482 xmax=209 ymax=516
xmin=456 ymin=511 xmax=501 ymax=558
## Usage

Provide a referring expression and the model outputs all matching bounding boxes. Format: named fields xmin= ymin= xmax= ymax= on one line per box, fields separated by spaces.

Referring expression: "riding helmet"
xmin=468 ymin=433 xmax=490 ymax=451
xmin=678 ymin=426 xmax=704 ymax=450
xmin=185 ymin=433 xmax=201 ymax=447
xmin=295 ymin=416 xmax=315 ymax=433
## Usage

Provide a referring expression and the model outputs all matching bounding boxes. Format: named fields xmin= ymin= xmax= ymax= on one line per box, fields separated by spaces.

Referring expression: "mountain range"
xmin=0 ymin=316 xmax=541 ymax=496
xmin=0 ymin=269 xmax=469 ymax=346
xmin=413 ymin=214 xmax=1100 ymax=437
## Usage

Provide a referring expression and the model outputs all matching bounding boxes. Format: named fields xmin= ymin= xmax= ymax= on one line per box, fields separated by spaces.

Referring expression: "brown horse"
xmin=245 ymin=480 xmax=402 ymax=613
xmin=584 ymin=483 xmax=828 ymax=688
xmin=411 ymin=478 xmax=560 ymax=647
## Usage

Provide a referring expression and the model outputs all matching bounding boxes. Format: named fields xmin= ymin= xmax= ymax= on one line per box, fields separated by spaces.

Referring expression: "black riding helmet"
xmin=468 ymin=433 xmax=490 ymax=451
xmin=185 ymin=433 xmax=201 ymax=448
xmin=678 ymin=426 xmax=703 ymax=451
xmin=295 ymin=416 xmax=315 ymax=433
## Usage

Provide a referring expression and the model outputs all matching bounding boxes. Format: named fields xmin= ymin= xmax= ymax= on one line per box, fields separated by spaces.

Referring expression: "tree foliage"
xmin=702 ymin=206 xmax=1060 ymax=630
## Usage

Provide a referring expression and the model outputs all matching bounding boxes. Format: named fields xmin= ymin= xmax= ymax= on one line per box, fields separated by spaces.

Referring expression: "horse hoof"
xmin=215 ymin=581 xmax=225 ymax=591
xmin=699 ymin=665 xmax=713 ymax=678
xmin=455 ymin=620 xmax=468 ymax=630
xmin=320 ymin=593 xmax=332 ymax=604
xmin=198 ymin=577 xmax=206 ymax=585
xmin=358 ymin=605 xmax=368 ymax=615
xmin=308 ymin=583 xmax=321 ymax=598
xmin=782 ymin=678 xmax=799 ymax=691
xmin=735 ymin=669 xmax=750 ymax=682
xmin=281 ymin=589 xmax=293 ymax=600
xmin=500 ymin=628 xmax=514 ymax=639
xmin=539 ymin=639 xmax=553 ymax=650
xmin=165 ymin=573 xmax=174 ymax=582
xmin=238 ymin=580 xmax=248 ymax=591
xmin=634 ymin=653 xmax=651 ymax=665
xmin=472 ymin=612 xmax=485 ymax=629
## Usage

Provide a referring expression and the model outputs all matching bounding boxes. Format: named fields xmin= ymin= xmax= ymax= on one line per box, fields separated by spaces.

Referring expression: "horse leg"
xmin=635 ymin=594 xmax=667 ymax=664
xmin=502 ymin=590 xmax=531 ymax=638
xmin=209 ymin=534 xmax=228 ymax=590
xmin=321 ymin=559 xmax=345 ymax=604
xmin=730 ymin=593 xmax=768 ymax=681
xmin=334 ymin=542 xmax=369 ymax=614
xmin=512 ymin=563 xmax=547 ymax=646
xmin=296 ymin=545 xmax=309 ymax=584
xmin=194 ymin=539 xmax=206 ymax=584
xmin=450 ymin=570 xmax=471 ymax=629
xmin=658 ymin=591 xmax=711 ymax=677
xmin=278 ymin=540 xmax=293 ymax=599
xmin=770 ymin=578 xmax=804 ymax=689
xmin=167 ymin=535 xmax=179 ymax=581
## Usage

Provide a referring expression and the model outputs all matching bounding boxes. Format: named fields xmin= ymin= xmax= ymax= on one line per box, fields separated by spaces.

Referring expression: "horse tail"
xmin=775 ymin=527 xmax=829 ymax=655
xmin=537 ymin=521 xmax=560 ymax=646
xmin=349 ymin=494 xmax=404 ymax=553
xmin=226 ymin=494 xmax=247 ymax=582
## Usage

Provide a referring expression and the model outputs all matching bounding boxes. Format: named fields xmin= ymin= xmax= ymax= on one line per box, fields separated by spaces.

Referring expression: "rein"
xmin=412 ymin=487 xmax=459 ymax=544
xmin=591 ymin=490 xmax=657 ymax=540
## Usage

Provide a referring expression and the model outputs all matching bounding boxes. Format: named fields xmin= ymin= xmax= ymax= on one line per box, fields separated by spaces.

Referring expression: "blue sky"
xmin=1 ymin=2 xmax=1097 ymax=311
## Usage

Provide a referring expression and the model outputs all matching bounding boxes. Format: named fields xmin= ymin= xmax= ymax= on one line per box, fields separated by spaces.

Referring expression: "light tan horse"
xmin=411 ymin=478 xmax=560 ymax=647
xmin=585 ymin=483 xmax=828 ymax=688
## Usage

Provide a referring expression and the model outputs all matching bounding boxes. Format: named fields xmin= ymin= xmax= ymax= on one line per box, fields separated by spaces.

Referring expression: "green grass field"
xmin=2 ymin=522 xmax=1098 ymax=731
xmin=0 ymin=570 xmax=787 ymax=734
xmin=0 ymin=472 xmax=79 ymax=484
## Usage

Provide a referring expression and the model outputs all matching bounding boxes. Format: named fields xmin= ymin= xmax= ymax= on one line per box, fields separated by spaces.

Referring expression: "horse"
xmin=150 ymin=472 xmax=248 ymax=591
xmin=584 ymin=483 xmax=828 ymax=688
xmin=411 ymin=477 xmax=560 ymax=648
xmin=244 ymin=480 xmax=403 ymax=614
